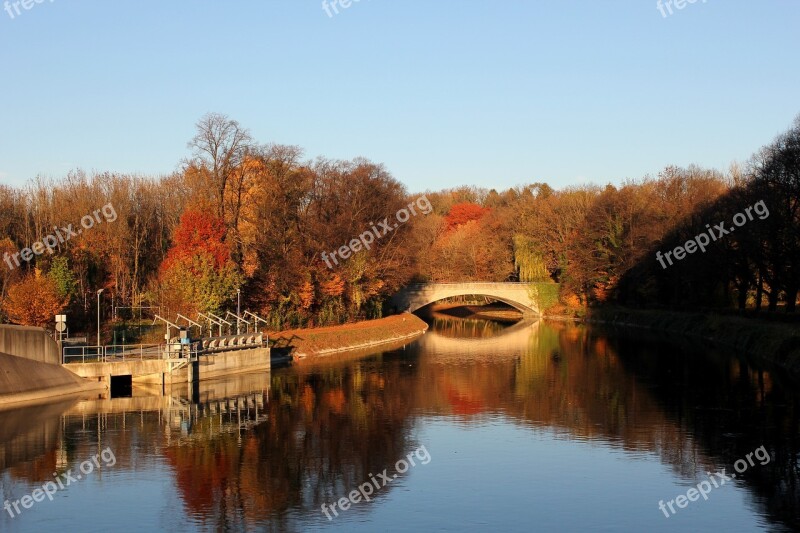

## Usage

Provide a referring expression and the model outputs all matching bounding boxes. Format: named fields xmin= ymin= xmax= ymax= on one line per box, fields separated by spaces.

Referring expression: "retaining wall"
xmin=0 ymin=324 xmax=60 ymax=365
xmin=0 ymin=351 xmax=104 ymax=408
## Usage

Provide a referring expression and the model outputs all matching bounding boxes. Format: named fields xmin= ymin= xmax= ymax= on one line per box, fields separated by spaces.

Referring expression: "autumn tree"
xmin=444 ymin=202 xmax=490 ymax=232
xmin=2 ymin=270 xmax=68 ymax=327
xmin=158 ymin=209 xmax=242 ymax=316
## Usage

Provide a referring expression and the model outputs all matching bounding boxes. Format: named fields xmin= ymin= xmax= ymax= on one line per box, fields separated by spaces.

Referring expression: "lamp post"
xmin=236 ymin=288 xmax=241 ymax=334
xmin=96 ymin=288 xmax=104 ymax=347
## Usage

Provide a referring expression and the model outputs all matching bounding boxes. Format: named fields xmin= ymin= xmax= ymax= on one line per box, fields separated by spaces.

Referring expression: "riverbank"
xmin=270 ymin=313 xmax=428 ymax=360
xmin=586 ymin=307 xmax=800 ymax=374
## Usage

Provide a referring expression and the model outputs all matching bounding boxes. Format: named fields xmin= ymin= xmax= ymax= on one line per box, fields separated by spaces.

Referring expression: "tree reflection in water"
xmin=0 ymin=317 xmax=798 ymax=531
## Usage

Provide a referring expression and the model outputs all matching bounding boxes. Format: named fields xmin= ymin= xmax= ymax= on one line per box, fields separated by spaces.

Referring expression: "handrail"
xmin=244 ymin=311 xmax=269 ymax=328
xmin=198 ymin=312 xmax=225 ymax=337
xmin=176 ymin=313 xmax=203 ymax=329
xmin=63 ymin=343 xmax=202 ymax=364
xmin=226 ymin=311 xmax=251 ymax=325
xmin=62 ymin=333 xmax=269 ymax=363
xmin=208 ymin=312 xmax=232 ymax=326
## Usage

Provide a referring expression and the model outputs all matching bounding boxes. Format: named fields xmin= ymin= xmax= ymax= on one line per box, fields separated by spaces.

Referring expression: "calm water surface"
xmin=1 ymin=317 xmax=798 ymax=532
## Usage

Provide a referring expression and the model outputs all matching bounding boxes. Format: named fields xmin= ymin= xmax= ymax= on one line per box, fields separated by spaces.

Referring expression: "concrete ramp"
xmin=0 ymin=351 xmax=104 ymax=409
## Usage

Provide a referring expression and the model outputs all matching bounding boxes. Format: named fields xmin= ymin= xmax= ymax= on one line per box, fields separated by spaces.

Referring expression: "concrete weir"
xmin=0 ymin=325 xmax=270 ymax=407
xmin=65 ymin=344 xmax=271 ymax=386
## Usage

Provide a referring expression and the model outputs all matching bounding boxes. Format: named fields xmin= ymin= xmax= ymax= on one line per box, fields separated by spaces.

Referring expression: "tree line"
xmin=1 ymin=113 xmax=798 ymax=330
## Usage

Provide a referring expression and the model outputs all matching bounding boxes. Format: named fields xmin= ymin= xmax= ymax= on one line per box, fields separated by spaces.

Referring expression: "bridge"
xmin=390 ymin=282 xmax=550 ymax=315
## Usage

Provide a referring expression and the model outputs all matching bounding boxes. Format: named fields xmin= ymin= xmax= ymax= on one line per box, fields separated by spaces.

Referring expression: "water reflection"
xmin=425 ymin=312 xmax=515 ymax=339
xmin=0 ymin=317 xmax=798 ymax=531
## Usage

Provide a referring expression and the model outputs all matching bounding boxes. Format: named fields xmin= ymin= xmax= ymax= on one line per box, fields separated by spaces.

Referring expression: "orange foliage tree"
xmin=2 ymin=270 xmax=68 ymax=327
xmin=162 ymin=209 xmax=231 ymax=271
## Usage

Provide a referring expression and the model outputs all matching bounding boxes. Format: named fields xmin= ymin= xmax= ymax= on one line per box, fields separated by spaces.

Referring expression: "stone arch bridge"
xmin=390 ymin=282 xmax=547 ymax=316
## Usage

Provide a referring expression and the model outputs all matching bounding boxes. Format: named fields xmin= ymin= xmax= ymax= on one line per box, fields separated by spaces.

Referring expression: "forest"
xmin=1 ymin=113 xmax=798 ymax=331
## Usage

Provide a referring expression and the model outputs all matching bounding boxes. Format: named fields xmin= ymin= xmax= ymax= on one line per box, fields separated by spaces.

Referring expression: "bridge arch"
xmin=390 ymin=282 xmax=545 ymax=316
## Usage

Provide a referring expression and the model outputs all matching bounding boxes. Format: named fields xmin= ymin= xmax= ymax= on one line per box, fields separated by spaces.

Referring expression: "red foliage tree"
xmin=445 ymin=202 xmax=490 ymax=231
xmin=161 ymin=209 xmax=231 ymax=272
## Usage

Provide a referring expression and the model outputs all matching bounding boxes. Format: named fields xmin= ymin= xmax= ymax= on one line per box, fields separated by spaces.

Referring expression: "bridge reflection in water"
xmin=0 ymin=316 xmax=798 ymax=531
xmin=417 ymin=313 xmax=540 ymax=360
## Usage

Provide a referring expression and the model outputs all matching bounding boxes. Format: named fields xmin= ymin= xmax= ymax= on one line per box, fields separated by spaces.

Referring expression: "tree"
xmin=0 ymin=237 xmax=21 ymax=322
xmin=2 ymin=270 xmax=68 ymax=327
xmin=159 ymin=210 xmax=242 ymax=315
xmin=444 ymin=203 xmax=490 ymax=231
xmin=48 ymin=256 xmax=78 ymax=302
xmin=188 ymin=113 xmax=253 ymax=221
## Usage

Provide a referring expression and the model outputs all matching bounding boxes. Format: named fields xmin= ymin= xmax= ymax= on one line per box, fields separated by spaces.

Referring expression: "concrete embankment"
xmin=0 ymin=351 xmax=104 ymax=409
xmin=271 ymin=313 xmax=429 ymax=360
xmin=0 ymin=324 xmax=61 ymax=365
xmin=586 ymin=308 xmax=800 ymax=375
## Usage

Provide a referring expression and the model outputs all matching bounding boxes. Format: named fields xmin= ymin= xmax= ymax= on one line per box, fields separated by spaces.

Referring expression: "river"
xmin=0 ymin=315 xmax=798 ymax=532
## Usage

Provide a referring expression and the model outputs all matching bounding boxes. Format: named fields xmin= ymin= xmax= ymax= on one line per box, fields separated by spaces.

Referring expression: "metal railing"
xmin=62 ymin=343 xmax=201 ymax=364
xmin=61 ymin=334 xmax=268 ymax=364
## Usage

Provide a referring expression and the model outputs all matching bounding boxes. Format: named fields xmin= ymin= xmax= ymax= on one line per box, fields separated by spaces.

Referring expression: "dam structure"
xmin=0 ymin=324 xmax=270 ymax=406
xmin=62 ymin=333 xmax=271 ymax=389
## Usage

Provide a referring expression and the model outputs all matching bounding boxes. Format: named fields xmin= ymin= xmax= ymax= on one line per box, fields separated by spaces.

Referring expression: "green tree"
xmin=48 ymin=257 xmax=78 ymax=303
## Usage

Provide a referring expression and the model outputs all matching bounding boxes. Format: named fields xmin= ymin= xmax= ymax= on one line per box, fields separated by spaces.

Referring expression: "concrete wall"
xmin=197 ymin=346 xmax=270 ymax=379
xmin=64 ymin=346 xmax=270 ymax=385
xmin=0 ymin=351 xmax=104 ymax=408
xmin=0 ymin=324 xmax=61 ymax=365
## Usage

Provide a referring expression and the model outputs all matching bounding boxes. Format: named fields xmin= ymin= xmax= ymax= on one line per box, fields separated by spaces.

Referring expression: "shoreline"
xmin=414 ymin=302 xmax=800 ymax=377
xmin=270 ymin=313 xmax=429 ymax=361
xmin=584 ymin=307 xmax=800 ymax=375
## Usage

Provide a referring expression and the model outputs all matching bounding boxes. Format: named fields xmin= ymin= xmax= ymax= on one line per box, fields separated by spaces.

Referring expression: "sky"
xmin=0 ymin=0 xmax=798 ymax=193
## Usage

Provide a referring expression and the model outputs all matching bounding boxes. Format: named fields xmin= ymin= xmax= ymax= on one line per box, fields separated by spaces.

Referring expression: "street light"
xmin=96 ymin=289 xmax=104 ymax=347
xmin=236 ymin=288 xmax=241 ymax=334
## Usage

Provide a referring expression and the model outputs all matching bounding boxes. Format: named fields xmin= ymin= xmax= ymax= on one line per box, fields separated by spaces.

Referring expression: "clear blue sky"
xmin=0 ymin=1 xmax=798 ymax=193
